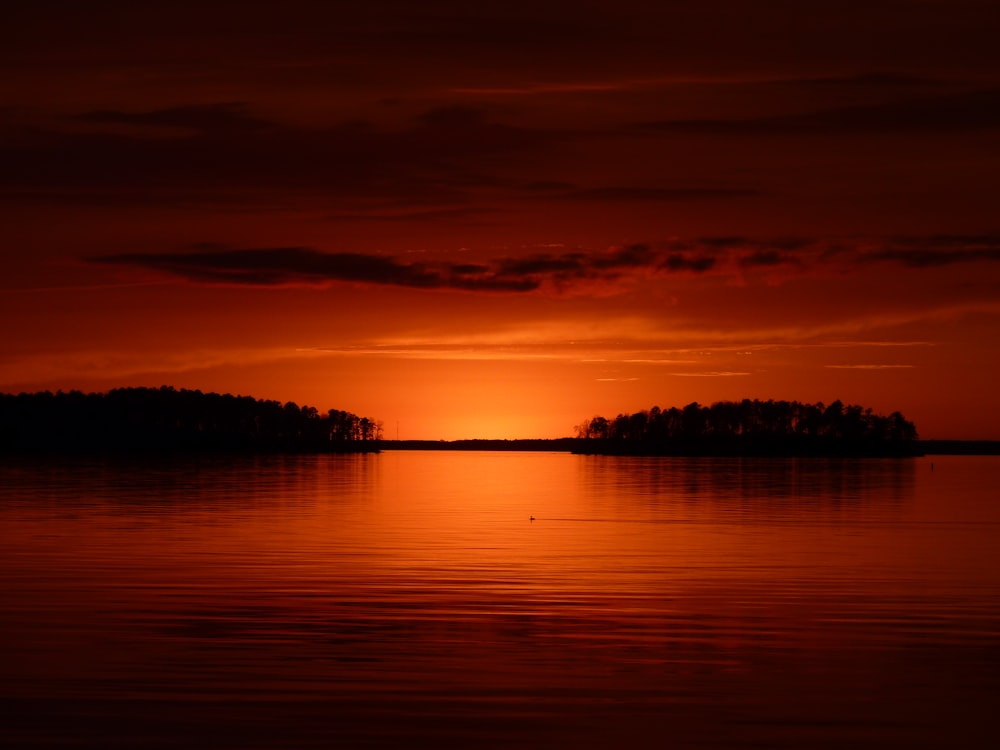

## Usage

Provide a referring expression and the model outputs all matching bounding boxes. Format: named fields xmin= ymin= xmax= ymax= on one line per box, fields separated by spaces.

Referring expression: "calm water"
xmin=1 ymin=452 xmax=998 ymax=749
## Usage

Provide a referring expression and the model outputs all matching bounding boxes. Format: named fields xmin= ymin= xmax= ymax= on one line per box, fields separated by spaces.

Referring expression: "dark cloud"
xmin=0 ymin=103 xmax=566 ymax=205
xmin=504 ymin=183 xmax=758 ymax=204
xmin=89 ymin=242 xmax=723 ymax=293
xmin=90 ymin=248 xmax=445 ymax=288
xmin=409 ymin=106 xmax=557 ymax=156
xmin=688 ymin=236 xmax=750 ymax=249
xmin=87 ymin=235 xmax=1000 ymax=295
xmin=90 ymin=247 xmax=543 ymax=292
xmin=521 ymin=180 xmax=576 ymax=192
xmin=655 ymin=238 xmax=804 ymax=274
xmin=592 ymin=243 xmax=657 ymax=269
xmin=492 ymin=243 xmax=717 ymax=282
xmin=689 ymin=234 xmax=1000 ymax=270
xmin=690 ymin=234 xmax=1000 ymax=271
xmin=326 ymin=206 xmax=492 ymax=223
xmin=661 ymin=254 xmax=716 ymax=273
xmin=639 ymin=88 xmax=1000 ymax=135
xmin=790 ymin=71 xmax=943 ymax=88
xmin=10 ymin=1 xmax=998 ymax=96
xmin=869 ymin=248 xmax=1000 ymax=267
xmin=739 ymin=250 xmax=794 ymax=268
xmin=72 ymin=103 xmax=273 ymax=134
xmin=765 ymin=237 xmax=816 ymax=251
xmin=559 ymin=187 xmax=757 ymax=201
xmin=417 ymin=106 xmax=486 ymax=129
xmin=496 ymin=253 xmax=589 ymax=277
xmin=864 ymin=235 xmax=1000 ymax=267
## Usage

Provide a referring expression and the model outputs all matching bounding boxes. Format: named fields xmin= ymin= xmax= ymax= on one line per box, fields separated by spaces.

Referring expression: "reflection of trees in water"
xmin=576 ymin=399 xmax=919 ymax=457
xmin=579 ymin=455 xmax=916 ymax=519
xmin=1 ymin=452 xmax=380 ymax=516
xmin=0 ymin=386 xmax=382 ymax=453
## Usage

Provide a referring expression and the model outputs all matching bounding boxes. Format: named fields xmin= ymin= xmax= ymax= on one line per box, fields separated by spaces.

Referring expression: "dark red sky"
xmin=3 ymin=1 xmax=999 ymax=438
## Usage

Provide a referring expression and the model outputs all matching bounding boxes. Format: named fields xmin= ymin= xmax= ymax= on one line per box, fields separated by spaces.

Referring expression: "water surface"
xmin=2 ymin=452 xmax=998 ymax=748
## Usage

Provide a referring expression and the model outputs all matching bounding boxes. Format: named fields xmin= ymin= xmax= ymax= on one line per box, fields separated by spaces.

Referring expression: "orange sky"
xmin=3 ymin=1 xmax=1000 ymax=439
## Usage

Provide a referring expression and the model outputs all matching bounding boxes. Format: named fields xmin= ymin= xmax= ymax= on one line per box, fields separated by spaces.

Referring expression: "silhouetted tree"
xmin=0 ymin=387 xmax=381 ymax=454
xmin=574 ymin=399 xmax=920 ymax=456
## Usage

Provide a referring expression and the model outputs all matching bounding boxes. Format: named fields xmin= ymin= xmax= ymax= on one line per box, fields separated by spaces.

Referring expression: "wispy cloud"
xmin=638 ymin=88 xmax=1000 ymax=135
xmin=0 ymin=346 xmax=309 ymax=388
xmin=860 ymin=235 xmax=1000 ymax=267
xmin=824 ymin=364 xmax=915 ymax=369
xmin=554 ymin=186 xmax=757 ymax=202
xmin=294 ymin=334 xmax=935 ymax=365
xmin=298 ymin=345 xmax=566 ymax=362
xmin=326 ymin=206 xmax=493 ymax=223
xmin=449 ymin=71 xmax=943 ymax=98
xmin=788 ymin=71 xmax=943 ymax=89
xmin=450 ymin=81 xmax=633 ymax=96
xmin=0 ymin=103 xmax=566 ymax=208
xmin=737 ymin=249 xmax=801 ymax=269
xmin=70 ymin=102 xmax=274 ymax=134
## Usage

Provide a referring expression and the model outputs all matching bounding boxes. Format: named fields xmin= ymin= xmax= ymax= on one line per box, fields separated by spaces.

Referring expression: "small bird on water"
xmin=530 ymin=516 xmax=535 ymax=522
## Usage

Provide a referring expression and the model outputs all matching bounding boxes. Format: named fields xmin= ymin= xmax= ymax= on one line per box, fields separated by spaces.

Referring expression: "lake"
xmin=1 ymin=452 xmax=998 ymax=749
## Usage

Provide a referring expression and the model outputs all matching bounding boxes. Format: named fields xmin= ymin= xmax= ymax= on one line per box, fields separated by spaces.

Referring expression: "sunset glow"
xmin=4 ymin=1 xmax=1000 ymax=439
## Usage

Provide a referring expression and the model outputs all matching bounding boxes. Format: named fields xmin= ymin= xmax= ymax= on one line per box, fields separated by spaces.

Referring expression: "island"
xmin=7 ymin=388 xmax=990 ymax=457
xmin=571 ymin=399 xmax=922 ymax=457
xmin=0 ymin=387 xmax=381 ymax=454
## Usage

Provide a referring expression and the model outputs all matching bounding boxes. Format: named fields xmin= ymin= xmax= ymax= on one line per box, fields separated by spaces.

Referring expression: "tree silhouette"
xmin=0 ymin=387 xmax=381 ymax=454
xmin=575 ymin=399 xmax=920 ymax=456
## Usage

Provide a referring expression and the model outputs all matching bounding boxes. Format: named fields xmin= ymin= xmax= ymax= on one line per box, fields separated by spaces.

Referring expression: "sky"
xmin=3 ymin=0 xmax=1000 ymax=440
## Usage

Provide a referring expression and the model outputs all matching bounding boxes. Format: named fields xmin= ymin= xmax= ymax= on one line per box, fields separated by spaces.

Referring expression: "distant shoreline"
xmin=3 ymin=388 xmax=994 ymax=456
xmin=380 ymin=438 xmax=1000 ymax=456
xmin=3 ymin=438 xmax=997 ymax=457
xmin=381 ymin=439 xmax=579 ymax=452
xmin=918 ymin=440 xmax=1000 ymax=456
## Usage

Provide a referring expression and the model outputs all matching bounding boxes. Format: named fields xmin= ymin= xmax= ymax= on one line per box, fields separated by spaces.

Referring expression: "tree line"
xmin=574 ymin=399 xmax=920 ymax=456
xmin=0 ymin=386 xmax=382 ymax=453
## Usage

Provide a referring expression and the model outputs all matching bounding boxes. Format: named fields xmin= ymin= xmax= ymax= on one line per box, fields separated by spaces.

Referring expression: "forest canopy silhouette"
xmin=0 ymin=387 xmax=381 ymax=453
xmin=0 ymin=388 xmax=921 ymax=456
xmin=574 ymin=399 xmax=920 ymax=456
